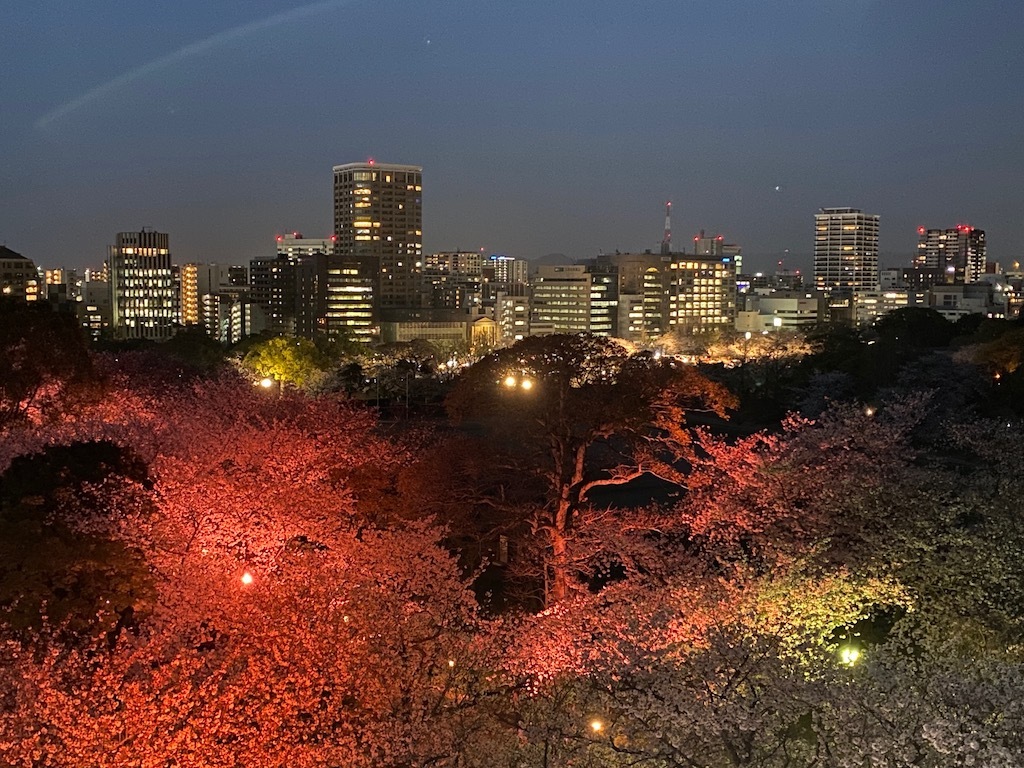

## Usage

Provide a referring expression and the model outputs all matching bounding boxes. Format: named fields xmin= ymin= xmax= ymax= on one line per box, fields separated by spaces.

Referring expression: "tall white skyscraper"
xmin=813 ymin=207 xmax=880 ymax=293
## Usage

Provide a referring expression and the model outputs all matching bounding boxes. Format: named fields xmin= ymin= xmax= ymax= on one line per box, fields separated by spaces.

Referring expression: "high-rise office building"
xmin=486 ymin=255 xmax=529 ymax=287
xmin=108 ymin=229 xmax=176 ymax=340
xmin=332 ymin=161 xmax=423 ymax=327
xmin=530 ymin=265 xmax=593 ymax=335
xmin=813 ymin=208 xmax=880 ymax=293
xmin=593 ymin=252 xmax=669 ymax=341
xmin=250 ymin=236 xmax=328 ymax=339
xmin=915 ymin=225 xmax=987 ymax=284
xmin=667 ymin=254 xmax=738 ymax=333
xmin=180 ymin=263 xmax=249 ymax=332
xmin=422 ymin=252 xmax=484 ymax=315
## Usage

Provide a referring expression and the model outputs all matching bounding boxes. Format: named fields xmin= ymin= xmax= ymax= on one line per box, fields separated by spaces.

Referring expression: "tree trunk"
xmin=548 ymin=495 xmax=573 ymax=610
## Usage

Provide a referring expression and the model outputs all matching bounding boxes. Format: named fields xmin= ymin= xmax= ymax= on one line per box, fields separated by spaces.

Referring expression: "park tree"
xmin=0 ymin=370 xmax=498 ymax=767
xmin=241 ymin=336 xmax=332 ymax=390
xmin=159 ymin=324 xmax=230 ymax=373
xmin=446 ymin=334 xmax=735 ymax=605
xmin=0 ymin=441 xmax=153 ymax=645
xmin=874 ymin=307 xmax=956 ymax=349
xmin=0 ymin=300 xmax=96 ymax=429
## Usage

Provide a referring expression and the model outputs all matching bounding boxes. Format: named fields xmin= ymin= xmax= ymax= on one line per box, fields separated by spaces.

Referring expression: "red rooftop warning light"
xmin=917 ymin=226 xmax=925 ymax=235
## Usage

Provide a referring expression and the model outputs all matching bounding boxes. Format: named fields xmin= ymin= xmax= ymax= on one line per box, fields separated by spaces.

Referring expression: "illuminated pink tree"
xmin=0 ymin=371 xmax=494 ymax=767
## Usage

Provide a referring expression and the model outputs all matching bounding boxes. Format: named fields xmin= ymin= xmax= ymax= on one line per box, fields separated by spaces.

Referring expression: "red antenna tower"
xmin=661 ymin=201 xmax=672 ymax=255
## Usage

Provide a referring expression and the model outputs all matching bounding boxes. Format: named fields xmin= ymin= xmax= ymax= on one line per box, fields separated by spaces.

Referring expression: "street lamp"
xmin=589 ymin=719 xmax=603 ymax=733
xmin=502 ymin=374 xmax=534 ymax=390
xmin=839 ymin=645 xmax=861 ymax=666
xmin=241 ymin=571 xmax=254 ymax=586
xmin=259 ymin=377 xmax=274 ymax=389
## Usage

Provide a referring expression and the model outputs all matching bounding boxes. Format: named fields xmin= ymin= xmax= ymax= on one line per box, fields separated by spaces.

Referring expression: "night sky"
xmin=3 ymin=0 xmax=1023 ymax=273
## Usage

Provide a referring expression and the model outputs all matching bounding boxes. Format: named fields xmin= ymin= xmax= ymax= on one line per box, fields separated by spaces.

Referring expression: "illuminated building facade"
xmin=736 ymin=290 xmax=825 ymax=333
xmin=77 ymin=280 xmax=111 ymax=342
xmin=915 ymin=225 xmax=987 ymax=284
xmin=529 ymin=265 xmax=592 ymax=335
xmin=813 ymin=207 xmax=880 ymax=293
xmin=495 ymin=292 xmax=530 ymax=340
xmin=592 ymin=251 xmax=669 ymax=341
xmin=587 ymin=262 xmax=617 ymax=336
xmin=423 ymin=252 xmax=485 ymax=314
xmin=178 ymin=262 xmax=250 ymax=337
xmin=179 ymin=264 xmax=201 ymax=326
xmin=0 ymin=246 xmax=40 ymax=302
xmin=108 ymin=229 xmax=176 ymax=340
xmin=250 ymin=249 xmax=326 ymax=339
xmin=332 ymin=162 xmax=423 ymax=325
xmin=667 ymin=254 xmax=737 ymax=333
xmin=486 ymin=254 xmax=529 ymax=287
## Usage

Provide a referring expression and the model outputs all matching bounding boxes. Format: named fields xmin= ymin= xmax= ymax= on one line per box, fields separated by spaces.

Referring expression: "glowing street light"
xmin=839 ymin=645 xmax=861 ymax=666
xmin=502 ymin=374 xmax=535 ymax=390
xmin=241 ymin=571 xmax=254 ymax=586
xmin=259 ymin=377 xmax=274 ymax=389
xmin=589 ymin=719 xmax=603 ymax=733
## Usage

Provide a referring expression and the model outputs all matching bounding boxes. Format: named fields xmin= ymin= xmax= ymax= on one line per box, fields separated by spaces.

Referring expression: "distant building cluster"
xmin=3 ymin=163 xmax=1019 ymax=347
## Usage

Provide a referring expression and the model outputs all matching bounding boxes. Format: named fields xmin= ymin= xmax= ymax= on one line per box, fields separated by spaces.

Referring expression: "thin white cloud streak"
xmin=36 ymin=0 xmax=350 ymax=130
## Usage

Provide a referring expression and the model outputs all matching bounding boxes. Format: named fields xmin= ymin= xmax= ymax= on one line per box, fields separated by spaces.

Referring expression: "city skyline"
xmin=4 ymin=1 xmax=1023 ymax=271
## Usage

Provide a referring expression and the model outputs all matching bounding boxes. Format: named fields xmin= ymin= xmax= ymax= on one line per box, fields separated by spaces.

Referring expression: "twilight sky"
xmin=3 ymin=0 xmax=1023 ymax=274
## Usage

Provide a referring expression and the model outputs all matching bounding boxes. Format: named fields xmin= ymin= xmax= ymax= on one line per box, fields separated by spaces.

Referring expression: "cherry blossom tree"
xmin=0 ymin=368 xmax=500 ymax=767
xmin=0 ymin=300 xmax=97 ymax=430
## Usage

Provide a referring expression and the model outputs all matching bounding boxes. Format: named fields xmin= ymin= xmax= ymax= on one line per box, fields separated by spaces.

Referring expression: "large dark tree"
xmin=0 ymin=300 xmax=96 ymax=429
xmin=0 ymin=441 xmax=153 ymax=645
xmin=446 ymin=334 xmax=735 ymax=605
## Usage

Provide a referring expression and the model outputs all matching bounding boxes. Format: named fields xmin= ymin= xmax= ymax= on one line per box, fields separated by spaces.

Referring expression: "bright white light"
xmin=241 ymin=571 xmax=254 ymax=585
xmin=503 ymin=375 xmax=517 ymax=388
xmin=520 ymin=378 xmax=533 ymax=390
xmin=259 ymin=377 xmax=274 ymax=389
xmin=590 ymin=719 xmax=603 ymax=733
xmin=839 ymin=646 xmax=861 ymax=666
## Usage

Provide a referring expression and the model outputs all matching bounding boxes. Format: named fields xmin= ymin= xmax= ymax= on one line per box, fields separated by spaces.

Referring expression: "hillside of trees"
xmin=3 ymin=301 xmax=1024 ymax=766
